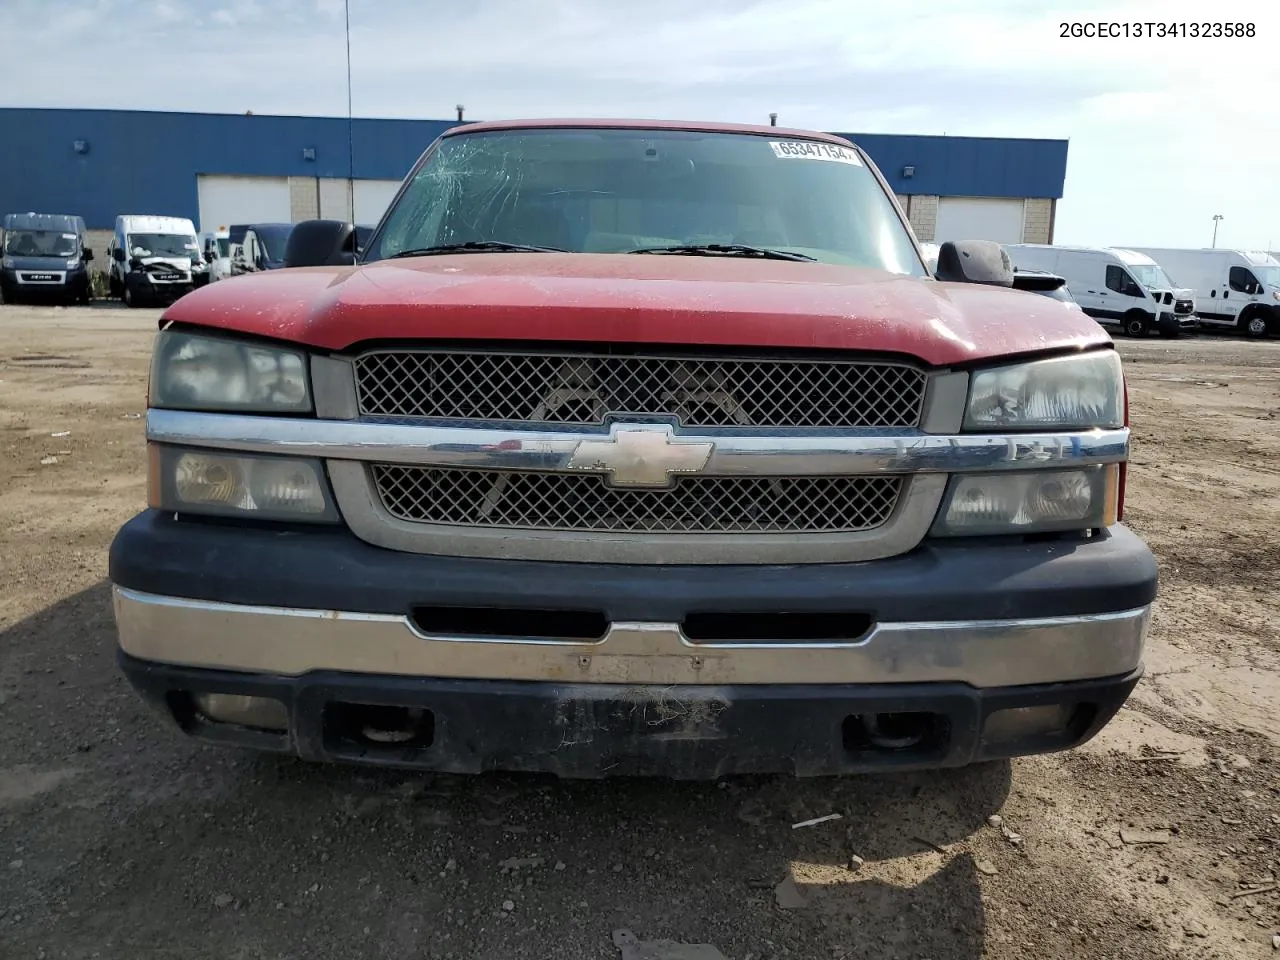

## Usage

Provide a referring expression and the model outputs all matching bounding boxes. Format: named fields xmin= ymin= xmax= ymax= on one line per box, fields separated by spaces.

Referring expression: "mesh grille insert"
xmin=354 ymin=350 xmax=926 ymax=429
xmin=371 ymin=465 xmax=903 ymax=534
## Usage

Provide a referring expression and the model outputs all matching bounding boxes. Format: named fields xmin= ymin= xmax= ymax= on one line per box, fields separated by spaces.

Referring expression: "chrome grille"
xmin=353 ymin=350 xmax=926 ymax=429
xmin=371 ymin=465 xmax=903 ymax=534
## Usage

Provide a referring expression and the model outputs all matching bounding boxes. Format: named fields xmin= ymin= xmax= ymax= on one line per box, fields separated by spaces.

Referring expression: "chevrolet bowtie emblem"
xmin=566 ymin=426 xmax=715 ymax=488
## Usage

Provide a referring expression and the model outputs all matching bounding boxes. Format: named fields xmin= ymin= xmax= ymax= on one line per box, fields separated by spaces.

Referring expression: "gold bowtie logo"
xmin=566 ymin=426 xmax=715 ymax=488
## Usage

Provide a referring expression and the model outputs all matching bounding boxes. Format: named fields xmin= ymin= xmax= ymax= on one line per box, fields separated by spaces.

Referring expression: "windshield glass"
xmin=215 ymin=238 xmax=230 ymax=258
xmin=364 ymin=128 xmax=925 ymax=274
xmin=129 ymin=233 xmax=199 ymax=259
xmin=1251 ymin=264 xmax=1280 ymax=287
xmin=3 ymin=229 xmax=78 ymax=257
xmin=1129 ymin=263 xmax=1175 ymax=290
xmin=255 ymin=226 xmax=293 ymax=261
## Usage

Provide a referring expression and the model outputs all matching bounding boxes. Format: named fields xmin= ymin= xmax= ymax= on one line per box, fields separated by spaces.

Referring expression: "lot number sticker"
xmin=769 ymin=141 xmax=862 ymax=165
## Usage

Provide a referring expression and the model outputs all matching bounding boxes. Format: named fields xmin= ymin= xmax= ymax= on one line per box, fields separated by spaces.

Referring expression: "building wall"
xmin=289 ymin=177 xmax=319 ymax=222
xmin=841 ymin=132 xmax=1069 ymax=201
xmin=1022 ymin=198 xmax=1055 ymax=244
xmin=906 ymin=195 xmax=940 ymax=241
xmin=0 ymin=108 xmax=1070 ymax=231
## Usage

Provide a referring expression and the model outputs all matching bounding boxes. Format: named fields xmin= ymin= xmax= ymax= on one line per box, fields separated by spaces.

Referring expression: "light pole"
xmin=345 ymin=0 xmax=355 ymax=222
xmin=1211 ymin=214 xmax=1223 ymax=248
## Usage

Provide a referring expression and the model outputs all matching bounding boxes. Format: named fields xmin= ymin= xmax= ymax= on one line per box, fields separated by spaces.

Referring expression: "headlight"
xmin=965 ymin=351 xmax=1123 ymax=431
xmin=932 ymin=465 xmax=1118 ymax=537
xmin=66 ymin=258 xmax=79 ymax=269
xmin=149 ymin=445 xmax=339 ymax=522
xmin=1 ymin=257 xmax=13 ymax=269
xmin=150 ymin=330 xmax=311 ymax=413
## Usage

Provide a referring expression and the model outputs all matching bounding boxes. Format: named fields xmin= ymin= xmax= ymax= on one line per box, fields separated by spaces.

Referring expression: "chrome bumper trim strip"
xmin=113 ymin=587 xmax=1149 ymax=689
xmin=145 ymin=409 xmax=1129 ymax=478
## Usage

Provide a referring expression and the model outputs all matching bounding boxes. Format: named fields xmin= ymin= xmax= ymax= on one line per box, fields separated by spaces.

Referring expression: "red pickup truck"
xmin=109 ymin=118 xmax=1157 ymax=779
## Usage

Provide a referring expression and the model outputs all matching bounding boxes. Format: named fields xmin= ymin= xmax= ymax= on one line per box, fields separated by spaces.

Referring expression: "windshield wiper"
xmin=626 ymin=243 xmax=816 ymax=262
xmin=387 ymin=241 xmax=565 ymax=259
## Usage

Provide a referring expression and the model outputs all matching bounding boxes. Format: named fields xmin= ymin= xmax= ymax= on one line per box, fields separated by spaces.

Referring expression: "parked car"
xmin=109 ymin=118 xmax=1156 ymax=780
xmin=1129 ymin=247 xmax=1279 ymax=338
xmin=231 ymin=223 xmax=293 ymax=275
xmin=0 ymin=212 xmax=93 ymax=304
xmin=107 ymin=215 xmax=202 ymax=307
xmin=1004 ymin=244 xmax=1196 ymax=338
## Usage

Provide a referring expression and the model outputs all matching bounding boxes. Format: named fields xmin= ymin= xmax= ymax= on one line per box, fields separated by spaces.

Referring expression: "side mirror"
xmin=204 ymin=250 xmax=214 ymax=263
xmin=283 ymin=219 xmax=357 ymax=268
xmin=933 ymin=240 xmax=1014 ymax=287
xmin=83 ymin=248 xmax=94 ymax=262
xmin=112 ymin=247 xmax=126 ymax=263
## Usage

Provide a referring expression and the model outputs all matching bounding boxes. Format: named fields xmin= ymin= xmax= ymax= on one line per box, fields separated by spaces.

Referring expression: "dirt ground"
xmin=0 ymin=303 xmax=1277 ymax=960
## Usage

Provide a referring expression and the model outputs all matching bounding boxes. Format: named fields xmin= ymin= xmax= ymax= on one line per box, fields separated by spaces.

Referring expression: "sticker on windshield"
xmin=62 ymin=233 xmax=77 ymax=239
xmin=769 ymin=141 xmax=862 ymax=165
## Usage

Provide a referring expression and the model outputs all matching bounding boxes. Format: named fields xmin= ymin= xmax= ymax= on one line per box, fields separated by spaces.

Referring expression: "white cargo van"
xmin=107 ymin=215 xmax=202 ymax=307
xmin=200 ymin=228 xmax=233 ymax=284
xmin=920 ymin=242 xmax=940 ymax=274
xmin=1129 ymin=248 xmax=1279 ymax=338
xmin=1004 ymin=244 xmax=1197 ymax=338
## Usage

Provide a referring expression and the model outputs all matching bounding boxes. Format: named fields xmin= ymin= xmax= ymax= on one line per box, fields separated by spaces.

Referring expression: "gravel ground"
xmin=1 ymin=303 xmax=1277 ymax=960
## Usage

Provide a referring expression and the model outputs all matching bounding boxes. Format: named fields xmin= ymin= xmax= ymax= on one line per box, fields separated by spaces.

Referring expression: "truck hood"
xmin=138 ymin=256 xmax=193 ymax=274
xmin=160 ymin=253 xmax=1111 ymax=367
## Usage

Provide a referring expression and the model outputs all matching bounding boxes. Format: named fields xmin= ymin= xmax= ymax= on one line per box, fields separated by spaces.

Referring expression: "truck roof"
xmin=4 ymin=212 xmax=85 ymax=232
xmin=1109 ymin=248 xmax=1157 ymax=266
xmin=441 ymin=117 xmax=855 ymax=147
xmin=1008 ymin=244 xmax=1157 ymax=266
xmin=1128 ymin=247 xmax=1279 ymax=266
xmin=117 ymin=215 xmax=196 ymax=234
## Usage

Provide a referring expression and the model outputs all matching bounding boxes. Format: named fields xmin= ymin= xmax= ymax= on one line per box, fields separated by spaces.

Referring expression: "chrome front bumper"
xmin=113 ymin=586 xmax=1150 ymax=688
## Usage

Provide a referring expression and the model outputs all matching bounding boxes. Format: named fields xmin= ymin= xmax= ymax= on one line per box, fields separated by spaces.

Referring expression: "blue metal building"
xmin=0 ymin=107 xmax=1068 ymax=246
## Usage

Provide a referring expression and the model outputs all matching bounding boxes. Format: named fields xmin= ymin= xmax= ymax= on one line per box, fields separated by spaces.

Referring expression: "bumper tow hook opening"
xmin=861 ymin=712 xmax=930 ymax=751
xmin=325 ymin=702 xmax=436 ymax=750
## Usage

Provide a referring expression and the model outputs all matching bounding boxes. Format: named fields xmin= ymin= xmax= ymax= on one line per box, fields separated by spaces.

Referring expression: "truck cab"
xmin=231 ymin=223 xmax=293 ymax=275
xmin=0 ymin=212 xmax=93 ymax=305
xmin=108 ymin=215 xmax=202 ymax=307
xmin=109 ymin=119 xmax=1156 ymax=780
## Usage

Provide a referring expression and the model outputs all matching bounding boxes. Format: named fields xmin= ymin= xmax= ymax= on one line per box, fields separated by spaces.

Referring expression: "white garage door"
xmin=935 ymin=198 xmax=1026 ymax=245
xmin=354 ymin=180 xmax=403 ymax=226
xmin=196 ymin=175 xmax=291 ymax=234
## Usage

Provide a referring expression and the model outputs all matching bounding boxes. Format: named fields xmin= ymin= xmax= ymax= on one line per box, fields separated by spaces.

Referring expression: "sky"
xmin=1 ymin=0 xmax=1277 ymax=249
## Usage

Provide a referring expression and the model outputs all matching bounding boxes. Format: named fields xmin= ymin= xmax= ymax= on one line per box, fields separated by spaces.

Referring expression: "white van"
xmin=1129 ymin=248 xmax=1279 ymax=338
xmin=107 ymin=215 xmax=203 ymax=307
xmin=919 ymin=241 xmax=940 ymax=274
xmin=1004 ymin=244 xmax=1197 ymax=338
xmin=200 ymin=228 xmax=233 ymax=284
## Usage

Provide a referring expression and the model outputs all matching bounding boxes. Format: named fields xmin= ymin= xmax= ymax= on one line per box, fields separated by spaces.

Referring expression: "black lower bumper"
xmin=0 ymin=267 xmax=89 ymax=303
xmin=109 ymin=511 xmax=1159 ymax=624
xmin=119 ymin=651 xmax=1142 ymax=779
xmin=125 ymin=273 xmax=192 ymax=305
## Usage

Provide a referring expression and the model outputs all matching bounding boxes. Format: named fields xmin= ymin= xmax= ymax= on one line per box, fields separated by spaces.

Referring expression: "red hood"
xmin=162 ymin=253 xmax=1110 ymax=367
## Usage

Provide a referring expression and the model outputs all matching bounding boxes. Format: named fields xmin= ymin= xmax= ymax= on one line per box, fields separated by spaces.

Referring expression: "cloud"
xmin=0 ymin=0 xmax=1276 ymax=246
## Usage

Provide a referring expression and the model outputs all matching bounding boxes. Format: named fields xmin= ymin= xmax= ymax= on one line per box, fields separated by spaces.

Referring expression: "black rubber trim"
xmin=109 ymin=510 xmax=1158 ymax=624
xmin=119 ymin=651 xmax=1143 ymax=779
